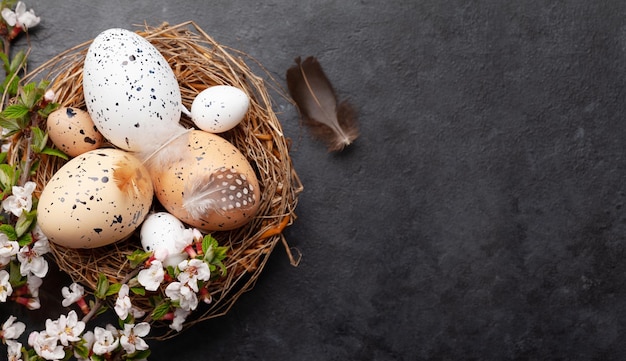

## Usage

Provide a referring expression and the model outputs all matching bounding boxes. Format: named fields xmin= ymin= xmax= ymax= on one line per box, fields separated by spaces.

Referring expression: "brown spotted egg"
xmin=47 ymin=107 xmax=104 ymax=157
xmin=37 ymin=148 xmax=153 ymax=248
xmin=149 ymin=130 xmax=261 ymax=231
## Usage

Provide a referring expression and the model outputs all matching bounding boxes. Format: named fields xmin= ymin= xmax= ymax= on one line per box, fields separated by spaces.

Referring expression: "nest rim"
xmin=16 ymin=21 xmax=302 ymax=338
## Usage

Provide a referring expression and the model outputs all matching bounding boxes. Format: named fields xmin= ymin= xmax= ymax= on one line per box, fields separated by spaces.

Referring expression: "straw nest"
xmin=14 ymin=21 xmax=302 ymax=336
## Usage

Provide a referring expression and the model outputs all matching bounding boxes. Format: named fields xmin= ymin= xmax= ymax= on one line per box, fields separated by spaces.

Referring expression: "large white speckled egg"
xmin=37 ymin=148 xmax=153 ymax=248
xmin=149 ymin=130 xmax=261 ymax=231
xmin=82 ymin=28 xmax=183 ymax=152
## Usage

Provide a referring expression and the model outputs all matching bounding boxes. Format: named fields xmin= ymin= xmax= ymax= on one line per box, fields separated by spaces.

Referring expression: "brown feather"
xmin=286 ymin=56 xmax=359 ymax=152
xmin=113 ymin=159 xmax=153 ymax=198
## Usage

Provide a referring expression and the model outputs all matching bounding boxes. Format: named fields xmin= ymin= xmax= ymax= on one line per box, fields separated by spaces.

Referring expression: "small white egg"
xmin=140 ymin=212 xmax=189 ymax=267
xmin=191 ymin=85 xmax=250 ymax=133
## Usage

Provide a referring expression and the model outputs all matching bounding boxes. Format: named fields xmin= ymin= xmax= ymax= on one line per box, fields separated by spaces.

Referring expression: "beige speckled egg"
xmin=37 ymin=148 xmax=153 ymax=248
xmin=47 ymin=107 xmax=104 ymax=157
xmin=149 ymin=130 xmax=260 ymax=231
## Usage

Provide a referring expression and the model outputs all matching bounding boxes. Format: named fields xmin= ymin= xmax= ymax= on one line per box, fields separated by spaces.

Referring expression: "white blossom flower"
xmin=137 ymin=260 xmax=164 ymax=291
xmin=2 ymin=316 xmax=25 ymax=339
xmin=32 ymin=237 xmax=50 ymax=254
xmin=61 ymin=282 xmax=84 ymax=307
xmin=175 ymin=228 xmax=195 ymax=252
xmin=119 ymin=322 xmax=150 ymax=354
xmin=31 ymin=224 xmax=48 ymax=243
xmin=1 ymin=2 xmax=40 ymax=30
xmin=131 ymin=307 xmax=146 ymax=319
xmin=192 ymin=228 xmax=203 ymax=241
xmin=92 ymin=325 xmax=119 ymax=355
xmin=27 ymin=274 xmax=42 ymax=298
xmin=2 ymin=181 xmax=36 ymax=217
xmin=0 ymin=233 xmax=19 ymax=266
xmin=169 ymin=308 xmax=190 ymax=332
xmin=165 ymin=282 xmax=198 ymax=311
xmin=24 ymin=296 xmax=39 ymax=310
xmin=114 ymin=284 xmax=133 ymax=320
xmin=28 ymin=331 xmax=64 ymax=361
xmin=6 ymin=339 xmax=22 ymax=361
xmin=17 ymin=238 xmax=49 ymax=278
xmin=0 ymin=269 xmax=12 ymax=302
xmin=44 ymin=89 xmax=56 ymax=102
xmin=45 ymin=311 xmax=85 ymax=346
xmin=176 ymin=258 xmax=211 ymax=292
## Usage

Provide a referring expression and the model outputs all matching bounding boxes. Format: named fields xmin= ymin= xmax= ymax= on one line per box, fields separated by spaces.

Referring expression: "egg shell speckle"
xmin=82 ymin=28 xmax=182 ymax=151
xmin=150 ymin=130 xmax=261 ymax=231
xmin=37 ymin=148 xmax=153 ymax=248
xmin=191 ymin=85 xmax=250 ymax=133
xmin=47 ymin=107 xmax=104 ymax=157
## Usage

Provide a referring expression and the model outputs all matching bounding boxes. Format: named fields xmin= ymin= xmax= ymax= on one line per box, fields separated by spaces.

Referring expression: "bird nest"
xmin=10 ymin=21 xmax=302 ymax=337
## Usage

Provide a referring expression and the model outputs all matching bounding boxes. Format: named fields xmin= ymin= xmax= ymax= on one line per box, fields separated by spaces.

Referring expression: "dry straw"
xmin=17 ymin=21 xmax=303 ymax=337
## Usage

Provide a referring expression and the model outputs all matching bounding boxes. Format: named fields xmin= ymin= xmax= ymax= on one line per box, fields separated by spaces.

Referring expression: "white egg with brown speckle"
xmin=47 ymin=107 xmax=104 ymax=157
xmin=37 ymin=148 xmax=153 ymax=248
xmin=82 ymin=28 xmax=183 ymax=152
xmin=191 ymin=85 xmax=249 ymax=133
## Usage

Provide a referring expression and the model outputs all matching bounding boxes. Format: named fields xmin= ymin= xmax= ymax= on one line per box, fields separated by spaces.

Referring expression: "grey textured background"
xmin=3 ymin=0 xmax=626 ymax=360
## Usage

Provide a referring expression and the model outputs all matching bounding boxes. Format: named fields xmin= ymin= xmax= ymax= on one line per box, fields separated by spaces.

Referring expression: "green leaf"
xmin=72 ymin=338 xmax=90 ymax=359
xmin=20 ymin=82 xmax=37 ymax=108
xmin=9 ymin=260 xmax=26 ymax=287
xmin=15 ymin=209 xmax=36 ymax=237
xmin=127 ymin=249 xmax=151 ymax=268
xmin=30 ymin=126 xmax=48 ymax=153
xmin=1 ymin=74 xmax=19 ymax=97
xmin=0 ymin=151 xmax=7 ymax=164
xmin=36 ymin=79 xmax=49 ymax=90
xmin=201 ymin=234 xmax=216 ymax=254
xmin=1 ymin=103 xmax=29 ymax=120
xmin=91 ymin=354 xmax=105 ymax=361
xmin=105 ymin=282 xmax=122 ymax=297
xmin=151 ymin=301 xmax=172 ymax=320
xmin=0 ymin=118 xmax=21 ymax=134
xmin=127 ymin=349 xmax=151 ymax=360
xmin=0 ymin=51 xmax=9 ymax=73
xmin=214 ymin=259 xmax=227 ymax=277
xmin=95 ymin=304 xmax=108 ymax=316
xmin=9 ymin=49 xmax=26 ymax=74
xmin=29 ymin=158 xmax=40 ymax=176
xmin=0 ymin=224 xmax=17 ymax=240
xmin=130 ymin=286 xmax=145 ymax=296
xmin=17 ymin=232 xmax=33 ymax=247
xmin=149 ymin=294 xmax=163 ymax=308
xmin=95 ymin=273 xmax=109 ymax=299
xmin=166 ymin=265 xmax=177 ymax=278
xmin=38 ymin=101 xmax=59 ymax=118
xmin=40 ymin=147 xmax=69 ymax=160
xmin=0 ymin=164 xmax=16 ymax=191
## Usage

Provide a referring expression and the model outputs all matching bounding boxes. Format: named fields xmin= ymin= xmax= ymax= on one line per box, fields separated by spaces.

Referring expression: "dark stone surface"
xmin=4 ymin=0 xmax=626 ymax=359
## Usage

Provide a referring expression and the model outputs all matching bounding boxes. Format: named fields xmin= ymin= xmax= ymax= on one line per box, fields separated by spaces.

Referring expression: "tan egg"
xmin=37 ymin=148 xmax=153 ymax=248
xmin=47 ymin=107 xmax=104 ymax=157
xmin=149 ymin=130 xmax=260 ymax=231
